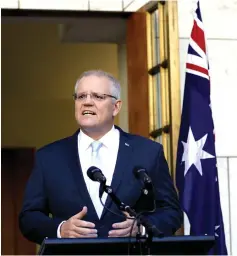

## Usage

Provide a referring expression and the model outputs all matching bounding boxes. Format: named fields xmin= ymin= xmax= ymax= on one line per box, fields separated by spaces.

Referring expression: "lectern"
xmin=38 ymin=235 xmax=215 ymax=255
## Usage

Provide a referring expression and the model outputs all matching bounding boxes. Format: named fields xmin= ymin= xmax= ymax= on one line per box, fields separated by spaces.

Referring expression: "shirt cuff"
xmin=57 ymin=221 xmax=66 ymax=238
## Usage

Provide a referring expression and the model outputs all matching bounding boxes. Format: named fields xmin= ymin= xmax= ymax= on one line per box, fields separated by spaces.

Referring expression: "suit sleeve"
xmin=146 ymin=145 xmax=183 ymax=235
xmin=19 ymin=151 xmax=64 ymax=244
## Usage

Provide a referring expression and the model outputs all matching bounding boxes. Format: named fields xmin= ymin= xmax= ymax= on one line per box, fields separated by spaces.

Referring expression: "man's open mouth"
xmin=82 ymin=110 xmax=96 ymax=115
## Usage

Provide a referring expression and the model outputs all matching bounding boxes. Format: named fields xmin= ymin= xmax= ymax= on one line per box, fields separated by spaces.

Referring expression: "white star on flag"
xmin=182 ymin=127 xmax=215 ymax=176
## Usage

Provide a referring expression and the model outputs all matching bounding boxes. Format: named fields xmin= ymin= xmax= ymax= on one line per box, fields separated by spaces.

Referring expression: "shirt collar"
xmin=78 ymin=125 xmax=118 ymax=151
xmin=78 ymin=130 xmax=94 ymax=151
xmin=99 ymin=125 xmax=118 ymax=149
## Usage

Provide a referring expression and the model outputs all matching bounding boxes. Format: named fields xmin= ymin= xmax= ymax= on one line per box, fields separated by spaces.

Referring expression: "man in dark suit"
xmin=19 ymin=70 xmax=182 ymax=245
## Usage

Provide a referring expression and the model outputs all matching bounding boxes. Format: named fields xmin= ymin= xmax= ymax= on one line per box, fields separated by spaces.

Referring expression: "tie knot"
xmin=91 ymin=141 xmax=102 ymax=153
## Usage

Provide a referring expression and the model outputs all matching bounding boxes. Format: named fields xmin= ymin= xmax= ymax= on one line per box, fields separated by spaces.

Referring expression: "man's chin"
xmin=79 ymin=122 xmax=98 ymax=131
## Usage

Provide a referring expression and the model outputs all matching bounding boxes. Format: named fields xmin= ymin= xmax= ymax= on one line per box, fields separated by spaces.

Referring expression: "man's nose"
xmin=83 ymin=94 xmax=94 ymax=104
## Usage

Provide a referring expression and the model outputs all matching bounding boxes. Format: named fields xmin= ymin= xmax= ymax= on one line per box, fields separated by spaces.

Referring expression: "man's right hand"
xmin=60 ymin=206 xmax=97 ymax=238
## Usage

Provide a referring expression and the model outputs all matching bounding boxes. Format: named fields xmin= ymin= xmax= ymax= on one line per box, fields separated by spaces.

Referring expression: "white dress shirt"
xmin=79 ymin=126 xmax=120 ymax=217
xmin=57 ymin=126 xmax=119 ymax=237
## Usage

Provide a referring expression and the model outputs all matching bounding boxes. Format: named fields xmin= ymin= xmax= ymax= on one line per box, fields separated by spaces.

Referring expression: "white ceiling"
xmin=0 ymin=0 xmax=154 ymax=12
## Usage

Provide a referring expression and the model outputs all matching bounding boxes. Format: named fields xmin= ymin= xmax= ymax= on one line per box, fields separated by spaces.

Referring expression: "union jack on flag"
xmin=186 ymin=3 xmax=209 ymax=80
xmin=175 ymin=1 xmax=228 ymax=255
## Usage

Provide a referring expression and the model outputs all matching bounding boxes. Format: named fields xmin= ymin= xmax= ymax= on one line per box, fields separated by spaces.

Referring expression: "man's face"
xmin=75 ymin=75 xmax=122 ymax=133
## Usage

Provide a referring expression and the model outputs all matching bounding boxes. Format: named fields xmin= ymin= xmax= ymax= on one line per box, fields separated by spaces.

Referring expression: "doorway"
xmin=1 ymin=147 xmax=36 ymax=255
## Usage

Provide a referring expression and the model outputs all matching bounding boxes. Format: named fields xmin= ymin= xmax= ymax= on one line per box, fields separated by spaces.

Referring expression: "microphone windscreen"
xmin=87 ymin=166 xmax=101 ymax=181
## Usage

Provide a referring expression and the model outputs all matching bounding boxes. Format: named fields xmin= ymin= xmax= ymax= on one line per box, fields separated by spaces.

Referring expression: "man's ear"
xmin=113 ymin=100 xmax=122 ymax=117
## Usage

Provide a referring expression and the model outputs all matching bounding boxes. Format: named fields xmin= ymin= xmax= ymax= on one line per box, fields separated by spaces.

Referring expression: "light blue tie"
xmin=91 ymin=141 xmax=103 ymax=167
xmin=90 ymin=141 xmax=103 ymax=217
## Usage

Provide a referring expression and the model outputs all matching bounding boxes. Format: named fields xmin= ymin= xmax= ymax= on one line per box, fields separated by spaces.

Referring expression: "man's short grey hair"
xmin=74 ymin=70 xmax=121 ymax=100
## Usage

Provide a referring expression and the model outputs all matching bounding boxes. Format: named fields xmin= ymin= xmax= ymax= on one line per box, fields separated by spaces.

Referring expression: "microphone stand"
xmin=101 ymin=184 xmax=137 ymax=217
xmin=100 ymin=183 xmax=164 ymax=251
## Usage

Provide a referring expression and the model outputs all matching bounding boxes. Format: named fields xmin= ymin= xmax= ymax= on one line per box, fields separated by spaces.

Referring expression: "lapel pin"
xmin=125 ymin=143 xmax=130 ymax=147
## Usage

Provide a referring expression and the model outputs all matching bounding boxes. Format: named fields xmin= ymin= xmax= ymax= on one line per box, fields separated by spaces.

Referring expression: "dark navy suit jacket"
xmin=19 ymin=126 xmax=182 ymax=244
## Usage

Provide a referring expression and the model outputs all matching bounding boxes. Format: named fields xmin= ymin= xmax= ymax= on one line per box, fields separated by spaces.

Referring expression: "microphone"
xmin=87 ymin=166 xmax=106 ymax=198
xmin=87 ymin=167 xmax=136 ymax=217
xmin=87 ymin=166 xmax=163 ymax=239
xmin=133 ymin=166 xmax=156 ymax=214
xmin=133 ymin=167 xmax=152 ymax=184
xmin=87 ymin=166 xmax=106 ymax=183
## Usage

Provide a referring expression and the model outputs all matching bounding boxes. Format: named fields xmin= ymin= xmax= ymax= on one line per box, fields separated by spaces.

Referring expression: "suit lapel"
xmin=67 ymin=130 xmax=99 ymax=221
xmin=101 ymin=128 xmax=133 ymax=219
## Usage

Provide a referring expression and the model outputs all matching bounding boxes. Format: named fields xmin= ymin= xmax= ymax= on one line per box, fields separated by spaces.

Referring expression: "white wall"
xmin=178 ymin=0 xmax=237 ymax=254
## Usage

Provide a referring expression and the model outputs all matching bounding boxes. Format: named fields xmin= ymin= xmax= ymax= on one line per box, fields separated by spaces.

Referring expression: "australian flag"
xmin=175 ymin=1 xmax=228 ymax=255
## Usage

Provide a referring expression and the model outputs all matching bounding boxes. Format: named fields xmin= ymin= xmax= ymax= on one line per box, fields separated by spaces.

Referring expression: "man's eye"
xmin=94 ymin=94 xmax=104 ymax=100
xmin=78 ymin=94 xmax=86 ymax=99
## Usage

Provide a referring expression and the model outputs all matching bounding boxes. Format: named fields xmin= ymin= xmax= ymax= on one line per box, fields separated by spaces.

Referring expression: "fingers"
xmin=122 ymin=211 xmax=132 ymax=218
xmin=82 ymin=233 xmax=98 ymax=238
xmin=108 ymin=226 xmax=131 ymax=237
xmin=72 ymin=207 xmax=96 ymax=228
xmin=112 ymin=219 xmax=135 ymax=229
xmin=72 ymin=206 xmax=88 ymax=219
xmin=61 ymin=220 xmax=97 ymax=238
xmin=74 ymin=219 xmax=95 ymax=228
xmin=122 ymin=211 xmax=135 ymax=220
xmin=68 ymin=231 xmax=98 ymax=238
xmin=61 ymin=206 xmax=98 ymax=238
xmin=109 ymin=219 xmax=138 ymax=237
xmin=74 ymin=226 xmax=97 ymax=236
xmin=67 ymin=222 xmax=97 ymax=237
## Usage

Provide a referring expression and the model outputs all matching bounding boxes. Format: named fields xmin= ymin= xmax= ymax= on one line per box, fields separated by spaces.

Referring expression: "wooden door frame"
xmin=127 ymin=1 xmax=181 ymax=180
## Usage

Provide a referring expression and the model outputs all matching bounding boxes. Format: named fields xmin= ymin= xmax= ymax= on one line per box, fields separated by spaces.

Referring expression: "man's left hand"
xmin=108 ymin=212 xmax=138 ymax=237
